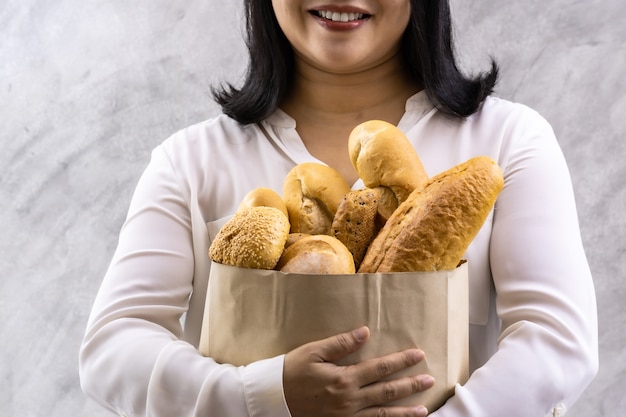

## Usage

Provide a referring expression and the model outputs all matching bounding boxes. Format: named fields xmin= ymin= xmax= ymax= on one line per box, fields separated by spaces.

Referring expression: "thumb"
xmin=314 ymin=326 xmax=370 ymax=363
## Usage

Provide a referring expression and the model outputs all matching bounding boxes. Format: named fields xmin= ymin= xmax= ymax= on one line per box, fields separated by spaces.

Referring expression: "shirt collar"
xmin=264 ymin=89 xmax=434 ymax=129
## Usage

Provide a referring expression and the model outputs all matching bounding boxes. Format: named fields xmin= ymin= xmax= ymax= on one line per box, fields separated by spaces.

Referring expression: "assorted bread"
xmin=208 ymin=120 xmax=504 ymax=274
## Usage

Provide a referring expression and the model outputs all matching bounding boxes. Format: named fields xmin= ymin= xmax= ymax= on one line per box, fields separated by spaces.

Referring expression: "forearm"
xmin=78 ymin=142 xmax=291 ymax=417
xmin=430 ymin=320 xmax=597 ymax=417
xmin=431 ymin=107 xmax=598 ymax=416
xmin=79 ymin=319 xmax=290 ymax=417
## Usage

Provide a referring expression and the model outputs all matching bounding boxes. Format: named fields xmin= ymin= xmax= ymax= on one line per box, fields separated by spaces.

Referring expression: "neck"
xmin=280 ymin=54 xmax=422 ymax=127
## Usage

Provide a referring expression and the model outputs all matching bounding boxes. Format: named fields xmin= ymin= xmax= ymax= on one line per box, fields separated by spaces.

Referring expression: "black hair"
xmin=403 ymin=1 xmax=498 ymax=117
xmin=213 ymin=0 xmax=498 ymax=124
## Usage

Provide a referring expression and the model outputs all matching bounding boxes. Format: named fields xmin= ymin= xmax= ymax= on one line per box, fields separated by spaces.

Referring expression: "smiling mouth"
xmin=311 ymin=10 xmax=371 ymax=22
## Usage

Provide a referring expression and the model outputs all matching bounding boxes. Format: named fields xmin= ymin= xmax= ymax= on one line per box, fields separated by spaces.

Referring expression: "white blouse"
xmin=79 ymin=91 xmax=598 ymax=417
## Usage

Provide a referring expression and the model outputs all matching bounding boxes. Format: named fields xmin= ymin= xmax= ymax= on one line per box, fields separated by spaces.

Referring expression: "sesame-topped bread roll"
xmin=208 ymin=206 xmax=290 ymax=270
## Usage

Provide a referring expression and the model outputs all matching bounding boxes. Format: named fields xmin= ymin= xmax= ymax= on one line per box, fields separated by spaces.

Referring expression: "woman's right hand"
xmin=283 ymin=326 xmax=434 ymax=417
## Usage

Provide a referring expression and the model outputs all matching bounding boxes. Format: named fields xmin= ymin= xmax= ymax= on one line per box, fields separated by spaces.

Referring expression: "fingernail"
xmin=415 ymin=405 xmax=429 ymax=417
xmin=421 ymin=375 xmax=436 ymax=388
xmin=411 ymin=349 xmax=425 ymax=362
xmin=352 ymin=326 xmax=369 ymax=342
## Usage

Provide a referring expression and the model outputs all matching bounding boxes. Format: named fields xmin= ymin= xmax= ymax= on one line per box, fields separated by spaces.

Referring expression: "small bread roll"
xmin=348 ymin=120 xmax=429 ymax=203
xmin=330 ymin=186 xmax=399 ymax=269
xmin=331 ymin=188 xmax=381 ymax=269
xmin=283 ymin=162 xmax=351 ymax=235
xmin=284 ymin=233 xmax=311 ymax=248
xmin=237 ymin=187 xmax=288 ymax=218
xmin=359 ymin=156 xmax=504 ymax=273
xmin=209 ymin=206 xmax=290 ymax=270
xmin=276 ymin=235 xmax=356 ymax=274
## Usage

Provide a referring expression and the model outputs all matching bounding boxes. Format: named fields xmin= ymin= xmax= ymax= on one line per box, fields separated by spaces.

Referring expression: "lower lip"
xmin=313 ymin=15 xmax=368 ymax=31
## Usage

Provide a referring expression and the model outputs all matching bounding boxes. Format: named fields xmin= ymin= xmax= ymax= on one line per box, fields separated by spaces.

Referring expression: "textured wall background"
xmin=1 ymin=1 xmax=624 ymax=416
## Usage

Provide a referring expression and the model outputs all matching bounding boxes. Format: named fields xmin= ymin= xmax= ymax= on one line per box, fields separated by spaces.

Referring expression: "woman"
xmin=79 ymin=1 xmax=598 ymax=416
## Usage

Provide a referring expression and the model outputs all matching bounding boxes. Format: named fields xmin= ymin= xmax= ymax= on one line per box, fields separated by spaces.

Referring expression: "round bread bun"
xmin=348 ymin=120 xmax=429 ymax=203
xmin=237 ymin=187 xmax=288 ymax=218
xmin=209 ymin=206 xmax=290 ymax=270
xmin=284 ymin=233 xmax=311 ymax=248
xmin=276 ymin=234 xmax=356 ymax=274
xmin=283 ymin=162 xmax=351 ymax=235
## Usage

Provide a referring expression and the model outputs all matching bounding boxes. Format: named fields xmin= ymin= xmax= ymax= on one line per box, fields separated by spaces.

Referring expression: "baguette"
xmin=358 ymin=156 xmax=504 ymax=272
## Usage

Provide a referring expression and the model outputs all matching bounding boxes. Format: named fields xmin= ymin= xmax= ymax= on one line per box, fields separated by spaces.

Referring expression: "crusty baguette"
xmin=358 ymin=156 xmax=504 ymax=272
xmin=276 ymin=234 xmax=355 ymax=274
xmin=209 ymin=206 xmax=290 ymax=270
xmin=348 ymin=120 xmax=429 ymax=203
xmin=283 ymin=162 xmax=351 ymax=235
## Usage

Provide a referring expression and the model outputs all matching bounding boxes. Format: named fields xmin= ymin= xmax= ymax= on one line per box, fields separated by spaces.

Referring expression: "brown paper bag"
xmin=199 ymin=261 xmax=469 ymax=412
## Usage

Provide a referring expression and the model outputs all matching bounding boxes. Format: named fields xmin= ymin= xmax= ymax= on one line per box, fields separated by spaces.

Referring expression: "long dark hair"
xmin=213 ymin=0 xmax=498 ymax=124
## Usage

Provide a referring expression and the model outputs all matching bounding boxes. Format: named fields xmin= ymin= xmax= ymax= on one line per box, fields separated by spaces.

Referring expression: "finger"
xmin=312 ymin=326 xmax=371 ymax=363
xmin=359 ymin=374 xmax=435 ymax=408
xmin=354 ymin=348 xmax=426 ymax=387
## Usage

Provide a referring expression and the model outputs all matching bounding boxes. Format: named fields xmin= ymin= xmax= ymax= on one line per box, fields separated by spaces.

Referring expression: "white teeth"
xmin=318 ymin=11 xmax=364 ymax=22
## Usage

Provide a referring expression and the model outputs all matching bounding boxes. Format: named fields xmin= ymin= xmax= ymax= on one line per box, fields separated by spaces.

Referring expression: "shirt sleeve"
xmin=78 ymin=143 xmax=292 ymax=417
xmin=430 ymin=108 xmax=599 ymax=417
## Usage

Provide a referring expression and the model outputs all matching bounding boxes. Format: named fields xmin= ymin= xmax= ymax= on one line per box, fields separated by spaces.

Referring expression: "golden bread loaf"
xmin=348 ymin=120 xmax=429 ymax=203
xmin=283 ymin=162 xmax=351 ymax=235
xmin=208 ymin=206 xmax=290 ymax=270
xmin=358 ymin=156 xmax=504 ymax=273
xmin=237 ymin=187 xmax=288 ymax=218
xmin=276 ymin=234 xmax=355 ymax=274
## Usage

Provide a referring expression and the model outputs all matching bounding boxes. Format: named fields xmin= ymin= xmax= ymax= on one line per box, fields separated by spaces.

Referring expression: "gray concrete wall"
xmin=1 ymin=1 xmax=623 ymax=416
